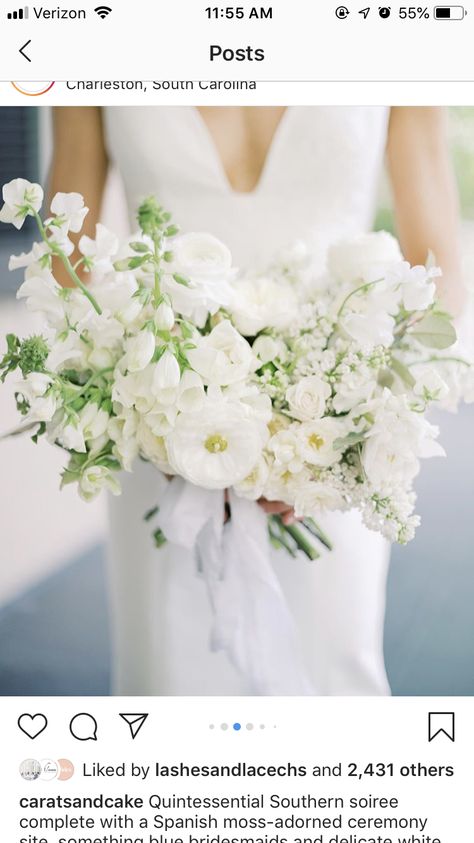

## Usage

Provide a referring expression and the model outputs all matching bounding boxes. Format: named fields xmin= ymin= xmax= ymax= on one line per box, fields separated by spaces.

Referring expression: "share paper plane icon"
xmin=119 ymin=713 xmax=149 ymax=739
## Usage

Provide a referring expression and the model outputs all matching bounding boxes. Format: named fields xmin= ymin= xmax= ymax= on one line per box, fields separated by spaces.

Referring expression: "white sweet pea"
xmin=79 ymin=403 xmax=110 ymax=442
xmin=50 ymin=192 xmax=88 ymax=233
xmin=154 ymin=301 xmax=175 ymax=331
xmin=56 ymin=421 xmax=87 ymax=453
xmin=230 ymin=276 xmax=298 ymax=336
xmin=413 ymin=370 xmax=449 ymax=402
xmin=328 ymin=231 xmax=402 ymax=284
xmin=79 ymin=224 xmax=119 ymax=277
xmin=187 ymin=320 xmax=255 ymax=386
xmin=9 ymin=241 xmax=49 ymax=271
xmin=166 ymin=399 xmax=263 ymax=489
xmin=286 ymin=375 xmax=331 ymax=421
xmin=18 ymin=372 xmax=53 ymax=400
xmin=16 ymin=272 xmax=65 ymax=325
xmin=27 ymin=394 xmax=58 ymax=423
xmin=386 ymin=262 xmax=439 ymax=312
xmin=0 ymin=179 xmax=43 ymax=229
xmin=125 ymin=331 xmax=156 ymax=373
xmin=153 ymin=350 xmax=181 ymax=392
xmin=342 ymin=308 xmax=395 ymax=350
xmin=78 ymin=465 xmax=121 ymax=502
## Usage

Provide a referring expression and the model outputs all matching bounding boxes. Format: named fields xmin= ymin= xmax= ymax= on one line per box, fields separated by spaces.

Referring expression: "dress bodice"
xmin=104 ymin=106 xmax=390 ymax=271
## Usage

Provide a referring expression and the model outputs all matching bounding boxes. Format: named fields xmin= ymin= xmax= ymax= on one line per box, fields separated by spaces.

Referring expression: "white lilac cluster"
xmin=1 ymin=180 xmax=473 ymax=548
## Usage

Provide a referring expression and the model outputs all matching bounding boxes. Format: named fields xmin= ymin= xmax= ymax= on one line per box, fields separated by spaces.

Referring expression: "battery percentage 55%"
xmin=399 ymin=6 xmax=430 ymax=17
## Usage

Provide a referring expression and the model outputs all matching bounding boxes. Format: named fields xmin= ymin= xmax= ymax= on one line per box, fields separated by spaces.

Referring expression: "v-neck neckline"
xmin=190 ymin=106 xmax=293 ymax=198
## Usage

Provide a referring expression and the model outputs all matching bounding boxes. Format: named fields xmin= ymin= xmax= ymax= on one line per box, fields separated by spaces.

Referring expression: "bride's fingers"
xmin=258 ymin=499 xmax=291 ymax=514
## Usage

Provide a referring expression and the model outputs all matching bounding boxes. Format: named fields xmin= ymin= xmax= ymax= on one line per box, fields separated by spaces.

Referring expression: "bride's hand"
xmin=257 ymin=498 xmax=299 ymax=526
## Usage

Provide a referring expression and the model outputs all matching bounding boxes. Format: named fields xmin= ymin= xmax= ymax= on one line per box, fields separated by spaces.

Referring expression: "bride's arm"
xmin=48 ymin=106 xmax=109 ymax=287
xmin=387 ymin=106 xmax=466 ymax=317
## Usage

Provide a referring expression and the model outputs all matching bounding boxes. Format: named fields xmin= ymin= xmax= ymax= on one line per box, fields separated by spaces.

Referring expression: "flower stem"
xmin=337 ymin=276 xmax=384 ymax=318
xmin=33 ymin=211 xmax=102 ymax=315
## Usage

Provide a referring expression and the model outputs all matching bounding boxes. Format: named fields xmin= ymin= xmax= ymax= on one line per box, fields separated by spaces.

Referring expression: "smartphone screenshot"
xmin=0 ymin=3 xmax=472 ymax=842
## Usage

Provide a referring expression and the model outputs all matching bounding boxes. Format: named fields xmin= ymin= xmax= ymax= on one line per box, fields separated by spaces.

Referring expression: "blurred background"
xmin=0 ymin=106 xmax=473 ymax=695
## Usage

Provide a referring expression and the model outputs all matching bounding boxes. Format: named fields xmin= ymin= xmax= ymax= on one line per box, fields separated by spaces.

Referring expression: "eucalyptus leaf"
xmin=390 ymin=356 xmax=416 ymax=388
xmin=334 ymin=431 xmax=367 ymax=451
xmin=410 ymin=313 xmax=457 ymax=350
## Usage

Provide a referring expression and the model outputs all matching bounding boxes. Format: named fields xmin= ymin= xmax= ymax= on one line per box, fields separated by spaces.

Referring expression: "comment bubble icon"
xmin=69 ymin=713 xmax=98 ymax=742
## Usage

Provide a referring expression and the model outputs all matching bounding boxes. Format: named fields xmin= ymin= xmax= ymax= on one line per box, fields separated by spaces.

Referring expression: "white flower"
xmin=124 ymin=331 xmax=156 ymax=373
xmin=153 ymin=350 xmax=181 ymax=391
xmin=294 ymin=480 xmax=344 ymax=518
xmin=108 ymin=410 xmax=139 ymax=471
xmin=268 ymin=428 xmax=304 ymax=474
xmin=0 ymin=179 xmax=43 ymax=229
xmin=17 ymin=372 xmax=53 ymax=400
xmin=79 ymin=403 xmax=110 ymax=442
xmin=187 ymin=320 xmax=255 ymax=386
xmin=79 ymin=224 xmax=119 ymax=278
xmin=16 ymin=272 xmax=65 ymax=325
xmin=230 ymin=276 xmax=298 ymax=336
xmin=286 ymin=375 xmax=331 ymax=421
xmin=136 ymin=418 xmax=175 ymax=473
xmin=50 ymin=192 xmax=88 ymax=233
xmin=333 ymin=371 xmax=375 ymax=413
xmin=328 ymin=231 xmax=402 ymax=284
xmin=298 ymin=418 xmax=345 ymax=467
xmin=90 ymin=272 xmax=142 ymax=325
xmin=386 ymin=262 xmax=439 ymax=312
xmin=253 ymin=335 xmax=287 ymax=365
xmin=342 ymin=308 xmax=395 ymax=349
xmin=78 ymin=465 xmax=121 ymax=502
xmin=55 ymin=421 xmax=87 ymax=453
xmin=46 ymin=331 xmax=87 ymax=372
xmin=9 ymin=241 xmax=49 ymax=271
xmin=154 ymin=302 xmax=175 ymax=331
xmin=166 ymin=399 xmax=263 ymax=489
xmin=146 ymin=406 xmax=178 ymax=435
xmin=413 ymin=370 xmax=449 ymax=402
xmin=234 ymin=456 xmax=270 ymax=500
xmin=176 ymin=369 xmax=205 ymax=412
xmin=112 ymin=366 xmax=156 ymax=414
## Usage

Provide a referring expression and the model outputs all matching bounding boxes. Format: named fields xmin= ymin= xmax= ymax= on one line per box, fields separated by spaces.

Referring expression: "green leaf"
xmin=390 ymin=356 xmax=416 ymax=388
xmin=410 ymin=313 xmax=457 ymax=350
xmin=334 ymin=431 xmax=367 ymax=451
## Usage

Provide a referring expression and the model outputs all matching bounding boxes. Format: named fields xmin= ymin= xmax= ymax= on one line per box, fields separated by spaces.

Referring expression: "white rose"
xmin=187 ymin=320 xmax=255 ymax=386
xmin=125 ymin=331 xmax=156 ymax=373
xmin=298 ymin=418 xmax=346 ymax=468
xmin=0 ymin=178 xmax=43 ymax=229
xmin=286 ymin=376 xmax=331 ymax=421
xmin=166 ymin=399 xmax=263 ymax=489
xmin=230 ymin=277 xmax=298 ymax=336
xmin=328 ymin=231 xmax=402 ymax=284
xmin=78 ymin=465 xmax=121 ymax=502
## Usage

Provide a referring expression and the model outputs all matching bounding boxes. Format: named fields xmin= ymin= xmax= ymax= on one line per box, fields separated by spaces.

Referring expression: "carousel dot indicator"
xmin=221 ymin=723 xmax=228 ymax=731
xmin=246 ymin=723 xmax=254 ymax=731
xmin=233 ymin=722 xmax=241 ymax=731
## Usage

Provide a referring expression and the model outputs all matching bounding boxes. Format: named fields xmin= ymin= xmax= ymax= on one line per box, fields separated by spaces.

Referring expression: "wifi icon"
xmin=94 ymin=5 xmax=112 ymax=18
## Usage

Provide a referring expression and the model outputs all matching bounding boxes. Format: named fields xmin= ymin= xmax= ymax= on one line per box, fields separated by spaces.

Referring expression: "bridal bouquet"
xmin=1 ymin=179 xmax=473 ymax=560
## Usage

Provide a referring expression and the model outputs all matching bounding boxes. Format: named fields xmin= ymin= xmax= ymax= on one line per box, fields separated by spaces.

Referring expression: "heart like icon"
xmin=18 ymin=713 xmax=48 ymax=740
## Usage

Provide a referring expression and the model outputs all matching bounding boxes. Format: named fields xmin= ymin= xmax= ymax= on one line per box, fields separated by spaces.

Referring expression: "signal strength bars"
xmin=7 ymin=5 xmax=29 ymax=18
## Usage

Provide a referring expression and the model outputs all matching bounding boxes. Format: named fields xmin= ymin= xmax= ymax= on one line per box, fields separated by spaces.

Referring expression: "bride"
xmin=49 ymin=106 xmax=464 ymax=695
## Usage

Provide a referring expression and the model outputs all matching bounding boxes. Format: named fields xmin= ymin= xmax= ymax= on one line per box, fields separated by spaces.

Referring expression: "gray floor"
xmin=0 ymin=406 xmax=473 ymax=697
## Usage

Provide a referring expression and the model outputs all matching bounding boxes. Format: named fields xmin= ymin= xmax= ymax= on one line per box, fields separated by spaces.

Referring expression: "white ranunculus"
xmin=0 ymin=179 xmax=43 ymax=229
xmin=166 ymin=399 xmax=263 ymax=489
xmin=177 ymin=369 xmax=205 ymax=412
xmin=230 ymin=276 xmax=298 ymax=336
xmin=50 ymin=192 xmax=88 ymax=233
xmin=187 ymin=320 xmax=255 ymax=386
xmin=328 ymin=231 xmax=402 ymax=284
xmin=294 ymin=480 xmax=345 ymax=518
xmin=298 ymin=418 xmax=345 ymax=468
xmin=153 ymin=350 xmax=181 ymax=391
xmin=78 ymin=465 xmax=121 ymax=502
xmin=154 ymin=301 xmax=175 ymax=331
xmin=286 ymin=375 xmax=331 ymax=421
xmin=125 ymin=331 xmax=156 ymax=373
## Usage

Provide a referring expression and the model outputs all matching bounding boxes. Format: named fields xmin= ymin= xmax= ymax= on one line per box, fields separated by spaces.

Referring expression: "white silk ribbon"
xmin=156 ymin=476 xmax=314 ymax=695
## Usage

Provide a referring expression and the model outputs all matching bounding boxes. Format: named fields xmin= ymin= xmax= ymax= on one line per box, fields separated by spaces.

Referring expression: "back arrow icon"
xmin=19 ymin=40 xmax=32 ymax=62
xmin=358 ymin=7 xmax=371 ymax=17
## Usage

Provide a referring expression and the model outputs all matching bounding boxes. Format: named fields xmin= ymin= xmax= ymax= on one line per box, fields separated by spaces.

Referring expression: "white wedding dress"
xmin=104 ymin=106 xmax=392 ymax=696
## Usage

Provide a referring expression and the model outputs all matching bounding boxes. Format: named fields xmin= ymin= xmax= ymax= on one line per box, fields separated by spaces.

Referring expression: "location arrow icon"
xmin=358 ymin=7 xmax=371 ymax=18
xmin=119 ymin=713 xmax=149 ymax=739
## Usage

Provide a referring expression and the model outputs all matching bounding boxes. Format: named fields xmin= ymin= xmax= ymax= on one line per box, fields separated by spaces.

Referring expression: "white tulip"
xmin=125 ymin=331 xmax=156 ymax=373
xmin=0 ymin=179 xmax=43 ymax=229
